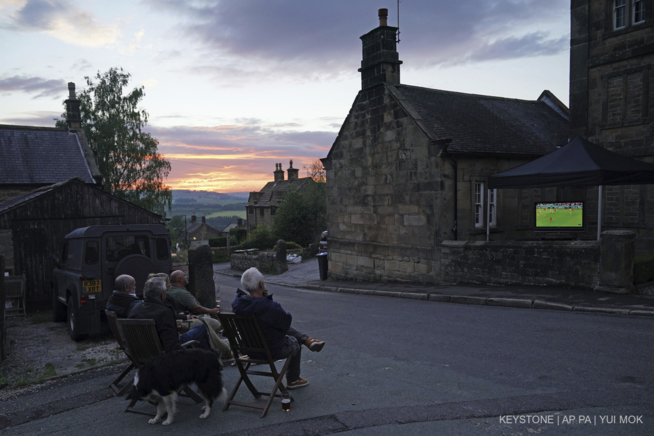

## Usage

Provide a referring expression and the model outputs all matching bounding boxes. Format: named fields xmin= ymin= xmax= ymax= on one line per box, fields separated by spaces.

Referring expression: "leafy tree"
xmin=272 ymin=183 xmax=326 ymax=246
xmin=56 ymin=67 xmax=171 ymax=215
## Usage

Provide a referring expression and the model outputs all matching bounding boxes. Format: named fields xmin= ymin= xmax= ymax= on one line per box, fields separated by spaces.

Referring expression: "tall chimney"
xmin=191 ymin=215 xmax=197 ymax=222
xmin=274 ymin=162 xmax=285 ymax=182
xmin=65 ymin=82 xmax=81 ymax=130
xmin=202 ymin=216 xmax=206 ymax=223
xmin=358 ymin=9 xmax=402 ymax=90
xmin=378 ymin=8 xmax=388 ymax=26
xmin=287 ymin=159 xmax=299 ymax=181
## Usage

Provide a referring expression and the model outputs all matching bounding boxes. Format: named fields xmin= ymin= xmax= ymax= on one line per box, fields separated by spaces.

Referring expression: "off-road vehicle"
xmin=51 ymin=224 xmax=172 ymax=340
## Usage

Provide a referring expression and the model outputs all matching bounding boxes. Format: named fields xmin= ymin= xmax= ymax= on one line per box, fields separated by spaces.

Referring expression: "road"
xmin=2 ymin=275 xmax=653 ymax=435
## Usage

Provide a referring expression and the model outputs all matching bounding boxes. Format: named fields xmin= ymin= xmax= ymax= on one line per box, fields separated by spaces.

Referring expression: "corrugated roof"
xmin=393 ymin=85 xmax=569 ymax=156
xmin=0 ymin=125 xmax=96 ymax=184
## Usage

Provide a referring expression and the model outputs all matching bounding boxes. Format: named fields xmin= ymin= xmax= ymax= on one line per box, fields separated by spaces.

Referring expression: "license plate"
xmin=83 ymin=280 xmax=102 ymax=293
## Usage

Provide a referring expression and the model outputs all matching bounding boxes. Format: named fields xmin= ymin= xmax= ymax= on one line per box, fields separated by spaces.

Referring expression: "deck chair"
xmin=4 ymin=275 xmax=26 ymax=316
xmin=104 ymin=310 xmax=136 ymax=396
xmin=117 ymin=318 xmax=203 ymax=416
xmin=218 ymin=312 xmax=293 ymax=418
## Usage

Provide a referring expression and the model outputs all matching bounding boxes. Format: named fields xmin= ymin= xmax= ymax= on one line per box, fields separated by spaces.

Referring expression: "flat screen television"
xmin=534 ymin=202 xmax=584 ymax=232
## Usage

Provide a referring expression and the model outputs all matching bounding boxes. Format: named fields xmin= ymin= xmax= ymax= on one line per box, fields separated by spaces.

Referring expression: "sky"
xmin=0 ymin=0 xmax=571 ymax=193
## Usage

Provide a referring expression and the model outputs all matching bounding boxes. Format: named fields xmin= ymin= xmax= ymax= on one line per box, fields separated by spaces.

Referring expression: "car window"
xmin=64 ymin=240 xmax=83 ymax=270
xmin=155 ymin=238 xmax=170 ymax=260
xmin=61 ymin=242 xmax=69 ymax=264
xmin=105 ymin=235 xmax=151 ymax=262
xmin=85 ymin=241 xmax=99 ymax=264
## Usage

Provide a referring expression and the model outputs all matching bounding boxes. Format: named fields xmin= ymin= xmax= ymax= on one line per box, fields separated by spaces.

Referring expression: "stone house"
xmin=570 ymin=0 xmax=654 ymax=254
xmin=246 ymin=160 xmax=317 ymax=234
xmin=321 ymin=10 xmax=570 ymax=283
xmin=186 ymin=215 xmax=222 ymax=242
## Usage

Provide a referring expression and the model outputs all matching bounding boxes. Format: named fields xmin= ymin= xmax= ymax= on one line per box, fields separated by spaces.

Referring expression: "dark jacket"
xmin=106 ymin=291 xmax=141 ymax=318
xmin=128 ymin=298 xmax=183 ymax=353
xmin=231 ymin=289 xmax=292 ymax=357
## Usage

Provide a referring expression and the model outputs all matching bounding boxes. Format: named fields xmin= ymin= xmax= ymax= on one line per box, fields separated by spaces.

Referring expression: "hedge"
xmin=208 ymin=237 xmax=227 ymax=247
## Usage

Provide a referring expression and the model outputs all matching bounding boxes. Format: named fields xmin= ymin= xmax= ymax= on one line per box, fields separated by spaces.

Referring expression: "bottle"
xmin=281 ymin=392 xmax=291 ymax=411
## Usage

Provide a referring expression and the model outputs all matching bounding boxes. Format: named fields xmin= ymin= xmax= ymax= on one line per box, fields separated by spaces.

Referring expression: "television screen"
xmin=535 ymin=202 xmax=584 ymax=231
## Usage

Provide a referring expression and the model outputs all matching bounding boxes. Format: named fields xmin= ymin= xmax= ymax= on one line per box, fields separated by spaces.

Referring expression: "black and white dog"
xmin=127 ymin=349 xmax=226 ymax=425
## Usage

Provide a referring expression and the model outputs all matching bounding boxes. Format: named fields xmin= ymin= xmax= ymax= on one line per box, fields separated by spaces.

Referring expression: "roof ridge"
xmin=396 ymin=84 xmax=543 ymax=103
xmin=0 ymin=124 xmax=67 ymax=131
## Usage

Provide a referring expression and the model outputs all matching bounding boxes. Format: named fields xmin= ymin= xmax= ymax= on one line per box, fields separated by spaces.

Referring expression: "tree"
xmin=304 ymin=159 xmax=326 ymax=183
xmin=57 ymin=67 xmax=172 ymax=215
xmin=272 ymin=183 xmax=326 ymax=246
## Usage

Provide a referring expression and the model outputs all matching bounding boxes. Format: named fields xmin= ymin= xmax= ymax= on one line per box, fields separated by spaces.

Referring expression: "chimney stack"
xmin=358 ymin=9 xmax=402 ymax=90
xmin=65 ymin=82 xmax=81 ymax=130
xmin=202 ymin=216 xmax=206 ymax=223
xmin=287 ymin=159 xmax=299 ymax=181
xmin=274 ymin=162 xmax=285 ymax=182
xmin=191 ymin=215 xmax=197 ymax=222
xmin=378 ymin=8 xmax=388 ymax=26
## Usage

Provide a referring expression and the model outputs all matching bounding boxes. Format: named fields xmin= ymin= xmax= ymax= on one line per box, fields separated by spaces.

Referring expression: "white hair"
xmin=143 ymin=278 xmax=166 ymax=300
xmin=240 ymin=267 xmax=264 ymax=293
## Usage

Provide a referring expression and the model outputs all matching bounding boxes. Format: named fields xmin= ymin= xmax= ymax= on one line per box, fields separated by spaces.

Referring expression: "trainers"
xmin=305 ymin=338 xmax=325 ymax=352
xmin=286 ymin=377 xmax=309 ymax=390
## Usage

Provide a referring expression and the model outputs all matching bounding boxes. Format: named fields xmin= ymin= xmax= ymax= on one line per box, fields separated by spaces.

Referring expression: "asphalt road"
xmin=2 ymin=276 xmax=653 ymax=435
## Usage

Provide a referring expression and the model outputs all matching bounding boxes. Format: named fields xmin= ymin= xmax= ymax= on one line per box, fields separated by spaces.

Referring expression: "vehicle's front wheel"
xmin=67 ymin=296 xmax=86 ymax=341
xmin=52 ymin=286 xmax=66 ymax=322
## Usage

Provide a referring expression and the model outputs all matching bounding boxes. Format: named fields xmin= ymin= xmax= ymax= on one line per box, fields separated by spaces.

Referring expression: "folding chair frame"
xmin=104 ymin=310 xmax=136 ymax=396
xmin=218 ymin=312 xmax=294 ymax=418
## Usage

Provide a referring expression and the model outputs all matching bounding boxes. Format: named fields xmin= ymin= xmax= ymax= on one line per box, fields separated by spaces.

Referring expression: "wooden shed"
xmin=0 ymin=178 xmax=165 ymax=309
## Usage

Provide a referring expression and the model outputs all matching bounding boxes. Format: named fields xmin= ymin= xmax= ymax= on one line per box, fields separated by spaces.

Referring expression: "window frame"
xmin=633 ymin=0 xmax=645 ymax=24
xmin=614 ymin=0 xmax=627 ymax=30
xmin=474 ymin=182 xmax=484 ymax=228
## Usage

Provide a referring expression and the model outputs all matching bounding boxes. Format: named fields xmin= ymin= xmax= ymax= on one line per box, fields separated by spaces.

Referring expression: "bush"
xmin=634 ymin=253 xmax=654 ymax=284
xmin=273 ymin=241 xmax=302 ymax=251
xmin=235 ymin=225 xmax=277 ymax=250
xmin=229 ymin=227 xmax=247 ymax=244
xmin=272 ymin=183 xmax=326 ymax=246
xmin=208 ymin=237 xmax=227 ymax=247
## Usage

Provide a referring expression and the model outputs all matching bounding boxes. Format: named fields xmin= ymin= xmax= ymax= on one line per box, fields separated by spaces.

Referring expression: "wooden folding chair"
xmin=104 ymin=310 xmax=136 ymax=396
xmin=4 ymin=275 xmax=26 ymax=317
xmin=117 ymin=318 xmax=203 ymax=416
xmin=218 ymin=312 xmax=293 ymax=418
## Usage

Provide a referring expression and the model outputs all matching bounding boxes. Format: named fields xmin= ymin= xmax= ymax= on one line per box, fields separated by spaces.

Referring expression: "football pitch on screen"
xmin=536 ymin=208 xmax=583 ymax=227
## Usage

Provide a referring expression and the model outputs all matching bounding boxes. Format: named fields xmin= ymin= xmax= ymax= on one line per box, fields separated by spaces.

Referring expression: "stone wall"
xmin=230 ymin=252 xmax=277 ymax=273
xmin=441 ymin=230 xmax=635 ymax=293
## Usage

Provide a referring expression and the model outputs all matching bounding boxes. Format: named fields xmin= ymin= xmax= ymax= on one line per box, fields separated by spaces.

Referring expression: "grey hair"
xmin=240 ymin=267 xmax=264 ymax=293
xmin=148 ymin=272 xmax=170 ymax=286
xmin=115 ymin=275 xmax=134 ymax=292
xmin=143 ymin=278 xmax=166 ymax=300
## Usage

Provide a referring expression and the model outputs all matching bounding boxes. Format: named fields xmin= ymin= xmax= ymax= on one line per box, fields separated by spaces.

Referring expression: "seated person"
xmin=168 ymin=271 xmax=220 ymax=316
xmin=128 ymin=277 xmax=211 ymax=353
xmin=232 ymin=267 xmax=325 ymax=390
xmin=106 ymin=275 xmax=141 ymax=318
xmin=147 ymin=272 xmax=190 ymax=321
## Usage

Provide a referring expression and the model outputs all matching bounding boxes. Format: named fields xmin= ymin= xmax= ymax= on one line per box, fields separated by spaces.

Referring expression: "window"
xmin=614 ymin=0 xmax=627 ymax=29
xmin=84 ymin=241 xmax=99 ymax=264
xmin=155 ymin=238 xmax=170 ymax=260
xmin=248 ymin=206 xmax=254 ymax=214
xmin=474 ymin=182 xmax=497 ymax=228
xmin=633 ymin=0 xmax=645 ymax=24
xmin=474 ymin=182 xmax=484 ymax=228
xmin=260 ymin=208 xmax=264 ymax=217
xmin=105 ymin=235 xmax=151 ymax=262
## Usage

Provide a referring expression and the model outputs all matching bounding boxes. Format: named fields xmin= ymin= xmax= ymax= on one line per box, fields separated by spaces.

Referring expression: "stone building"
xmin=321 ymin=10 xmax=570 ymax=283
xmin=246 ymin=161 xmax=317 ymax=234
xmin=0 ymin=83 xmax=102 ymax=203
xmin=570 ymin=0 xmax=654 ymax=253
xmin=186 ymin=215 xmax=222 ymax=242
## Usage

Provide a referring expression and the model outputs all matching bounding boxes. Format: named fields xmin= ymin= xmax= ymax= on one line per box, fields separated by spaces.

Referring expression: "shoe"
xmin=286 ymin=377 xmax=309 ymax=390
xmin=305 ymin=337 xmax=325 ymax=352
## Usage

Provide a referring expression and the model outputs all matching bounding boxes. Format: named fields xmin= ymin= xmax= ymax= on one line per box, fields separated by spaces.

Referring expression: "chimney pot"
xmin=378 ymin=8 xmax=388 ymax=26
xmin=68 ymin=82 xmax=76 ymax=99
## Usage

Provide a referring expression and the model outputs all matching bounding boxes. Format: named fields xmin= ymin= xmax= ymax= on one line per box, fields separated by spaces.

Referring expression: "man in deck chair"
xmin=232 ymin=267 xmax=325 ymax=390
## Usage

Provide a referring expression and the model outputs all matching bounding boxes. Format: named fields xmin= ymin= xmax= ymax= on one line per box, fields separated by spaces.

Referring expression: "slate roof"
xmin=0 ymin=125 xmax=96 ymax=185
xmin=393 ymin=85 xmax=569 ymax=157
xmin=248 ymin=178 xmax=314 ymax=207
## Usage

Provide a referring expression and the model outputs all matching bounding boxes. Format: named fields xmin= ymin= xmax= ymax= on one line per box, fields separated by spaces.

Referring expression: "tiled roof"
xmin=249 ymin=178 xmax=313 ymax=207
xmin=0 ymin=125 xmax=96 ymax=185
xmin=393 ymin=85 xmax=569 ymax=157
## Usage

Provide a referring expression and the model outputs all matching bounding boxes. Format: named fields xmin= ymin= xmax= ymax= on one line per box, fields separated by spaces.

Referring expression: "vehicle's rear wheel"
xmin=52 ymin=286 xmax=66 ymax=322
xmin=67 ymin=296 xmax=86 ymax=341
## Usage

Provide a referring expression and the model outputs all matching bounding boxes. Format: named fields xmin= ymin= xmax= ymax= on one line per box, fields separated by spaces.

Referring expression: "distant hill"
xmin=172 ymin=190 xmax=249 ymax=202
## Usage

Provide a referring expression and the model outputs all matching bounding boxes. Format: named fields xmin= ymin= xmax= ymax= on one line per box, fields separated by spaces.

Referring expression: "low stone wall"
xmin=328 ymin=239 xmax=438 ymax=283
xmin=230 ymin=252 xmax=277 ymax=273
xmin=441 ymin=230 xmax=636 ymax=293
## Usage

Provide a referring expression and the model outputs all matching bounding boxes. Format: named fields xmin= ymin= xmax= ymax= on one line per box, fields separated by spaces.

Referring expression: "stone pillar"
xmin=188 ymin=244 xmax=216 ymax=308
xmin=596 ymin=230 xmax=636 ymax=294
xmin=275 ymin=239 xmax=288 ymax=274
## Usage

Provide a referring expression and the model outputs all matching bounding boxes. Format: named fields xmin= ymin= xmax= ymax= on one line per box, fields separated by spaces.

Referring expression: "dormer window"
xmin=614 ymin=0 xmax=627 ymax=29
xmin=633 ymin=0 xmax=645 ymax=24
